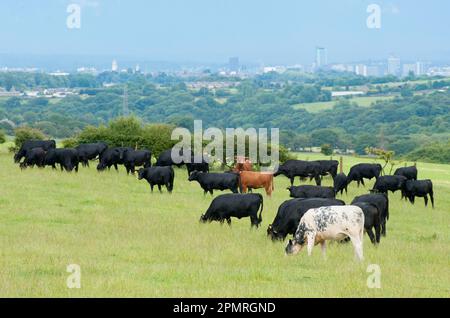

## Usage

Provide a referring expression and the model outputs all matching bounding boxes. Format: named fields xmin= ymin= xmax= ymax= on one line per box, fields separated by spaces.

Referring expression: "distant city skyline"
xmin=0 ymin=1 xmax=449 ymax=66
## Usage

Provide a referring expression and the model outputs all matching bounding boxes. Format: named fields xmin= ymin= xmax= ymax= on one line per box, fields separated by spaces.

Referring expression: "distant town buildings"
xmin=387 ymin=56 xmax=401 ymax=76
xmin=315 ymin=47 xmax=328 ymax=69
xmin=111 ymin=59 xmax=118 ymax=72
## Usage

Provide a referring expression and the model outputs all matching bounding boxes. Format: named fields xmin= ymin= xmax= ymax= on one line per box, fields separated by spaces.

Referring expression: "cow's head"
xmin=137 ymin=168 xmax=146 ymax=180
xmin=14 ymin=149 xmax=25 ymax=163
xmin=267 ymin=224 xmax=285 ymax=241
xmin=199 ymin=214 xmax=208 ymax=223
xmin=188 ymin=170 xmax=200 ymax=181
xmin=285 ymin=239 xmax=304 ymax=255
xmin=96 ymin=162 xmax=106 ymax=171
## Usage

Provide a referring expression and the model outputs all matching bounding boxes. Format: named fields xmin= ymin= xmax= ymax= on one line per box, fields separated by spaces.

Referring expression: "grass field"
xmin=293 ymin=96 xmax=394 ymax=113
xmin=0 ymin=148 xmax=449 ymax=297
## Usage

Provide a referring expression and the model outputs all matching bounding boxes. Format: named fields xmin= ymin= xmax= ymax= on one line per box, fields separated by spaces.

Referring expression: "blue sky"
xmin=0 ymin=0 xmax=449 ymax=64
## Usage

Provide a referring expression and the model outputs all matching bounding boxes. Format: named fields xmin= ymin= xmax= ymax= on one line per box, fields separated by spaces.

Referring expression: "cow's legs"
xmin=150 ymin=184 xmax=154 ymax=192
xmin=158 ymin=184 xmax=162 ymax=193
xmin=374 ymin=223 xmax=381 ymax=244
xmin=361 ymin=178 xmax=365 ymax=187
xmin=209 ymin=189 xmax=213 ymax=195
xmin=350 ymin=235 xmax=364 ymax=261
xmin=430 ymin=191 xmax=434 ymax=209
xmin=320 ymin=241 xmax=327 ymax=259
xmin=289 ymin=177 xmax=294 ymax=186
xmin=366 ymin=227 xmax=376 ymax=245
xmin=114 ymin=164 xmax=118 ymax=171
xmin=226 ymin=217 xmax=231 ymax=226
xmin=306 ymin=233 xmax=315 ymax=256
xmin=424 ymin=195 xmax=428 ymax=207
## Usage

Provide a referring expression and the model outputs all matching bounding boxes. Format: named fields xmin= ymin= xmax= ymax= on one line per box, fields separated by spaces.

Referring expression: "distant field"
xmin=0 ymin=147 xmax=449 ymax=297
xmin=293 ymin=95 xmax=395 ymax=113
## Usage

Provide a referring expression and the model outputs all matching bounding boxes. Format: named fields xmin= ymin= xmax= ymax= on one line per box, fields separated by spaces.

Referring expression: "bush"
xmin=0 ymin=130 xmax=6 ymax=144
xmin=405 ymin=142 xmax=450 ymax=163
xmin=321 ymin=144 xmax=333 ymax=156
xmin=62 ymin=137 xmax=79 ymax=148
xmin=14 ymin=126 xmax=46 ymax=150
xmin=73 ymin=117 xmax=178 ymax=157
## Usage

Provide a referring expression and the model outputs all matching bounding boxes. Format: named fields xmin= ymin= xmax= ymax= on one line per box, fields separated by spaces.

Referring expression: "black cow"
xmin=351 ymin=193 xmax=389 ymax=236
xmin=351 ymin=202 xmax=381 ymax=245
xmin=76 ymin=142 xmax=108 ymax=167
xmin=20 ymin=147 xmax=46 ymax=169
xmin=138 ymin=166 xmax=174 ymax=193
xmin=334 ymin=173 xmax=348 ymax=195
xmin=371 ymin=175 xmax=407 ymax=194
xmin=274 ymin=160 xmax=321 ymax=186
xmin=97 ymin=148 xmax=121 ymax=171
xmin=267 ymin=198 xmax=346 ymax=241
xmin=316 ymin=160 xmax=339 ymax=179
xmin=188 ymin=171 xmax=239 ymax=195
xmin=394 ymin=166 xmax=418 ymax=181
xmin=347 ymin=163 xmax=383 ymax=187
xmin=404 ymin=180 xmax=434 ymax=208
xmin=186 ymin=160 xmax=209 ymax=177
xmin=14 ymin=140 xmax=56 ymax=163
xmin=123 ymin=149 xmax=152 ymax=174
xmin=155 ymin=148 xmax=192 ymax=167
xmin=287 ymin=185 xmax=335 ymax=199
xmin=44 ymin=148 xmax=79 ymax=172
xmin=115 ymin=147 xmax=134 ymax=164
xmin=200 ymin=193 xmax=264 ymax=227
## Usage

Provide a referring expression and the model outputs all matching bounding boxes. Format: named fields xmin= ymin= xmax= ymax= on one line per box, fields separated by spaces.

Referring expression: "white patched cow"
xmin=285 ymin=205 xmax=365 ymax=261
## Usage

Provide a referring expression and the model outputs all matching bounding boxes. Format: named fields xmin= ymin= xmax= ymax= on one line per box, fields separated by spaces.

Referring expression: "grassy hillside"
xmin=0 ymin=151 xmax=449 ymax=297
xmin=293 ymin=96 xmax=395 ymax=113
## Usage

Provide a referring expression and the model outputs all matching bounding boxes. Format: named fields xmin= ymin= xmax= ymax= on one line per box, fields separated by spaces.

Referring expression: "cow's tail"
xmin=257 ymin=193 xmax=264 ymax=223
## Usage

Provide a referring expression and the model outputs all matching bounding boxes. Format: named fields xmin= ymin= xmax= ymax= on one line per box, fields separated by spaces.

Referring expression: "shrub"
xmin=321 ymin=144 xmax=333 ymax=156
xmin=62 ymin=137 xmax=79 ymax=148
xmin=0 ymin=130 xmax=6 ymax=144
xmin=14 ymin=126 xmax=46 ymax=150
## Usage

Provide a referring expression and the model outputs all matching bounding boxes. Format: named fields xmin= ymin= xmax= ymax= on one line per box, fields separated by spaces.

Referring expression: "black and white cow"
xmin=200 ymin=193 xmax=264 ymax=227
xmin=285 ymin=205 xmax=364 ymax=261
xmin=371 ymin=175 xmax=407 ymax=194
xmin=19 ymin=147 xmax=46 ymax=169
xmin=123 ymin=149 xmax=152 ymax=174
xmin=351 ymin=193 xmax=389 ymax=237
xmin=188 ymin=171 xmax=239 ymax=195
xmin=14 ymin=140 xmax=56 ymax=163
xmin=267 ymin=198 xmax=346 ymax=241
xmin=394 ymin=166 xmax=418 ymax=181
xmin=333 ymin=173 xmax=348 ymax=195
xmin=287 ymin=185 xmax=335 ymax=199
xmin=347 ymin=163 xmax=383 ymax=187
xmin=351 ymin=202 xmax=381 ymax=245
xmin=137 ymin=166 xmax=174 ymax=193
xmin=75 ymin=142 xmax=108 ymax=167
xmin=274 ymin=160 xmax=321 ymax=186
xmin=404 ymin=179 xmax=434 ymax=208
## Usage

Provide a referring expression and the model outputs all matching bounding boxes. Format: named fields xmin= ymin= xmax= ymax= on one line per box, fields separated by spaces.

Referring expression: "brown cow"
xmin=232 ymin=156 xmax=253 ymax=172
xmin=239 ymin=171 xmax=274 ymax=196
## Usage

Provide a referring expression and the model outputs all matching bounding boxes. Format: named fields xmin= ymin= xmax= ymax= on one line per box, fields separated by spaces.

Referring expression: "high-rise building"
xmin=228 ymin=57 xmax=239 ymax=72
xmin=366 ymin=65 xmax=380 ymax=77
xmin=112 ymin=59 xmax=118 ymax=72
xmin=387 ymin=56 xmax=401 ymax=76
xmin=415 ymin=61 xmax=425 ymax=76
xmin=315 ymin=47 xmax=327 ymax=68
xmin=402 ymin=63 xmax=417 ymax=77
xmin=355 ymin=64 xmax=368 ymax=77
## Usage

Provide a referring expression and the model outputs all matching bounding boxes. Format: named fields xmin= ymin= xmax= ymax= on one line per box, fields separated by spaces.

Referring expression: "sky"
xmin=0 ymin=0 xmax=449 ymax=65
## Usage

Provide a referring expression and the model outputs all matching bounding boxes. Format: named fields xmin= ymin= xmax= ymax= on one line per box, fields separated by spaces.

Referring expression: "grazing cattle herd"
xmin=14 ymin=139 xmax=436 ymax=261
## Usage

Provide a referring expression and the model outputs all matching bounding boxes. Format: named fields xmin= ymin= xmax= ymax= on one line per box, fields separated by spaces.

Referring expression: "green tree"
xmin=14 ymin=126 xmax=46 ymax=149
xmin=321 ymin=144 xmax=333 ymax=156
